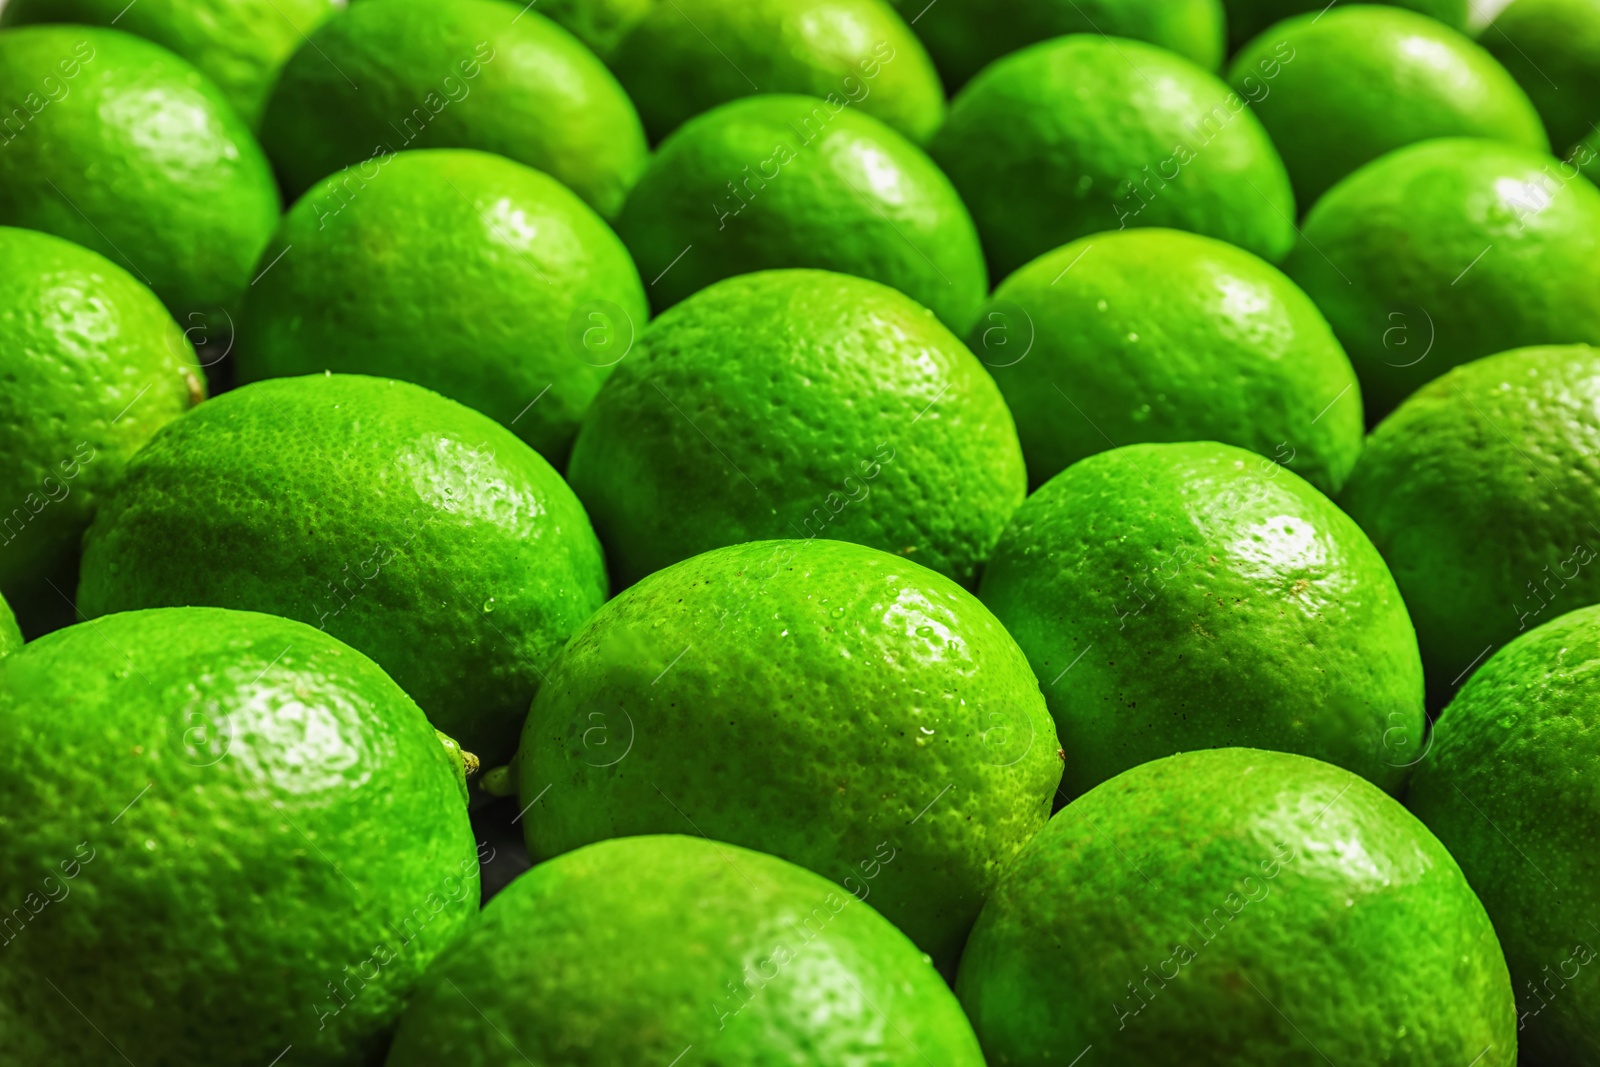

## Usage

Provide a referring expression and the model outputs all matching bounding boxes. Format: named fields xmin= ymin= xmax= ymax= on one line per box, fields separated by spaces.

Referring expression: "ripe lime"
xmin=0 ymin=607 xmax=478 ymax=1065
xmin=537 ymin=0 xmax=654 ymax=59
xmin=1340 ymin=344 xmax=1600 ymax=707
xmin=615 ymin=94 xmax=987 ymax=331
xmin=0 ymin=26 xmax=279 ymax=318
xmin=389 ymin=835 xmax=986 ymax=1065
xmin=259 ymin=0 xmax=648 ymax=218
xmin=0 ymin=227 xmax=202 ymax=620
xmin=566 ymin=270 xmax=1025 ymax=588
xmin=1230 ymin=6 xmax=1546 ymax=207
xmin=891 ymin=0 xmax=1226 ymax=90
xmin=975 ymin=228 xmax=1362 ymax=494
xmin=929 ymin=35 xmax=1296 ymax=281
xmin=236 ymin=148 xmax=647 ymax=467
xmin=1408 ymin=604 xmax=1600 ymax=1065
xmin=1484 ymin=0 xmax=1600 ymax=152
xmin=0 ymin=0 xmax=333 ymax=128
xmin=518 ymin=538 xmax=1062 ymax=965
xmin=1224 ymin=0 xmax=1470 ymax=49
xmin=610 ymin=0 xmax=943 ymax=144
xmin=957 ymin=748 xmax=1515 ymax=1065
xmin=980 ymin=441 xmax=1425 ymax=797
xmin=1285 ymin=138 xmax=1600 ymax=419
xmin=76 ymin=374 xmax=608 ymax=764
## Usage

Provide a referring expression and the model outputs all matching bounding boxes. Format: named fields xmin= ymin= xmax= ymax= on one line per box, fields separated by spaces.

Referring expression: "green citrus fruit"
xmin=890 ymin=0 xmax=1226 ymax=91
xmin=389 ymin=835 xmax=986 ymax=1065
xmin=980 ymin=441 xmax=1425 ymax=798
xmin=1484 ymin=0 xmax=1600 ymax=152
xmin=536 ymin=0 xmax=655 ymax=59
xmin=956 ymin=747 xmax=1515 ymax=1065
xmin=1285 ymin=138 xmax=1600 ymax=420
xmin=0 ymin=606 xmax=478 ymax=1065
xmin=0 ymin=227 xmax=203 ymax=618
xmin=76 ymin=374 xmax=608 ymax=765
xmin=0 ymin=0 xmax=334 ymax=128
xmin=0 ymin=26 xmax=279 ymax=318
xmin=0 ymin=594 xmax=20 ymax=656
xmin=975 ymin=228 xmax=1362 ymax=494
xmin=615 ymin=94 xmax=987 ymax=331
xmin=1224 ymin=0 xmax=1470 ymax=50
xmin=1340 ymin=344 xmax=1600 ymax=708
xmin=518 ymin=537 xmax=1061 ymax=965
xmin=236 ymin=149 xmax=647 ymax=467
xmin=1408 ymin=604 xmax=1600 ymax=1065
xmin=567 ymin=269 xmax=1025 ymax=588
xmin=259 ymin=0 xmax=648 ymax=218
xmin=1231 ymin=7 xmax=1547 ymax=208
xmin=929 ymin=35 xmax=1296 ymax=281
xmin=610 ymin=0 xmax=944 ymax=144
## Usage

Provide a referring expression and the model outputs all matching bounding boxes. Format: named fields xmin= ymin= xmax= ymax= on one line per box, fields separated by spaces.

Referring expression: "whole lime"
xmin=259 ymin=0 xmax=648 ymax=218
xmin=1285 ymin=138 xmax=1600 ymax=420
xmin=518 ymin=538 xmax=1061 ymax=965
xmin=610 ymin=0 xmax=944 ymax=144
xmin=0 ymin=26 xmax=279 ymax=317
xmin=616 ymin=95 xmax=987 ymax=331
xmin=0 ymin=227 xmax=203 ymax=619
xmin=389 ymin=835 xmax=986 ymax=1065
xmin=536 ymin=0 xmax=654 ymax=59
xmin=1231 ymin=7 xmax=1547 ymax=208
xmin=1408 ymin=604 xmax=1600 ymax=1065
xmin=975 ymin=228 xmax=1362 ymax=494
xmin=1484 ymin=0 xmax=1600 ymax=152
xmin=236 ymin=149 xmax=647 ymax=467
xmin=890 ymin=0 xmax=1226 ymax=90
xmin=956 ymin=747 xmax=1515 ymax=1065
xmin=930 ymin=35 xmax=1296 ymax=281
xmin=0 ymin=607 xmax=478 ymax=1065
xmin=0 ymin=0 xmax=334 ymax=128
xmin=1224 ymin=0 xmax=1470 ymax=49
xmin=566 ymin=270 xmax=1025 ymax=588
xmin=1340 ymin=345 xmax=1600 ymax=708
xmin=980 ymin=441 xmax=1424 ymax=798
xmin=76 ymin=374 xmax=608 ymax=764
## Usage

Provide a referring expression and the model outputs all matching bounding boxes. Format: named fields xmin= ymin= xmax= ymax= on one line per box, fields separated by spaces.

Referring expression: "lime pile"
xmin=2 ymin=0 xmax=1591 ymax=1061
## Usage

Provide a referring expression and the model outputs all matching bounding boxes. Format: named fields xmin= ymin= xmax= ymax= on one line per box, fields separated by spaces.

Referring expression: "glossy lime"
xmin=930 ymin=35 xmax=1296 ymax=281
xmin=1224 ymin=0 xmax=1470 ymax=49
xmin=567 ymin=270 xmax=1025 ymax=588
xmin=76 ymin=374 xmax=608 ymax=764
xmin=0 ymin=607 xmax=478 ymax=1065
xmin=957 ymin=748 xmax=1515 ymax=1065
xmin=1484 ymin=0 xmax=1600 ymax=151
xmin=616 ymin=94 xmax=988 ymax=331
xmin=389 ymin=835 xmax=986 ymax=1065
xmin=518 ymin=538 xmax=1061 ymax=965
xmin=976 ymin=228 xmax=1362 ymax=494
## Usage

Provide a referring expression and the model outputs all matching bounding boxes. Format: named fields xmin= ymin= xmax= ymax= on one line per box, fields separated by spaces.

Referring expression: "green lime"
xmin=76 ymin=374 xmax=608 ymax=764
xmin=518 ymin=538 xmax=1061 ymax=965
xmin=1408 ymin=604 xmax=1600 ymax=1065
xmin=0 ymin=606 xmax=478 ymax=1065
xmin=566 ymin=269 xmax=1025 ymax=588
xmin=980 ymin=441 xmax=1425 ymax=798
xmin=1231 ymin=7 xmax=1547 ymax=208
xmin=1484 ymin=0 xmax=1600 ymax=152
xmin=236 ymin=149 xmax=647 ymax=467
xmin=389 ymin=835 xmax=986 ymax=1064
xmin=259 ymin=0 xmax=649 ymax=218
xmin=1285 ymin=138 xmax=1600 ymax=420
xmin=0 ymin=227 xmax=203 ymax=620
xmin=1224 ymin=0 xmax=1470 ymax=50
xmin=0 ymin=26 xmax=279 ymax=318
xmin=610 ymin=0 xmax=944 ymax=144
xmin=957 ymin=747 xmax=1515 ymax=1064
xmin=0 ymin=0 xmax=334 ymax=128
xmin=0 ymin=594 xmax=20 ymax=656
xmin=537 ymin=0 xmax=655 ymax=59
xmin=615 ymin=95 xmax=987 ymax=331
xmin=890 ymin=0 xmax=1226 ymax=90
xmin=1340 ymin=344 xmax=1600 ymax=708
xmin=929 ymin=35 xmax=1296 ymax=281
xmin=975 ymin=228 xmax=1363 ymax=494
